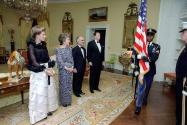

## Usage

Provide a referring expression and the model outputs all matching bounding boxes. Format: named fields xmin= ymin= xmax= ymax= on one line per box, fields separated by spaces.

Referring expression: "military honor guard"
xmin=175 ymin=22 xmax=187 ymax=125
xmin=135 ymin=28 xmax=160 ymax=115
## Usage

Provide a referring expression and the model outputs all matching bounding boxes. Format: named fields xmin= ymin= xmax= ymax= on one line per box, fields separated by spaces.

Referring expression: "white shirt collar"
xmin=149 ymin=42 xmax=153 ymax=46
xmin=95 ymin=40 xmax=99 ymax=43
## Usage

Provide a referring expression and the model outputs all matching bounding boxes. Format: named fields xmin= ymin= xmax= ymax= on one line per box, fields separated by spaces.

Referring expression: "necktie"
xmin=80 ymin=47 xmax=84 ymax=58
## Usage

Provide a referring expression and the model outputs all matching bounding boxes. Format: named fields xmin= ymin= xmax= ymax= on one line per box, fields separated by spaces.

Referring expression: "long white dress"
xmin=29 ymin=66 xmax=58 ymax=124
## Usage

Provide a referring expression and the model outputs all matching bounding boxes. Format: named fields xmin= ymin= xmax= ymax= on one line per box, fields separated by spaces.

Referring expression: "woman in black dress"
xmin=27 ymin=26 xmax=58 ymax=124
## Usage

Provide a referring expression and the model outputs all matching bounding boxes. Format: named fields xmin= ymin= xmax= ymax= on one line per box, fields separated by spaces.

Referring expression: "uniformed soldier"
xmin=134 ymin=28 xmax=160 ymax=115
xmin=175 ymin=22 xmax=187 ymax=125
xmin=143 ymin=28 xmax=161 ymax=105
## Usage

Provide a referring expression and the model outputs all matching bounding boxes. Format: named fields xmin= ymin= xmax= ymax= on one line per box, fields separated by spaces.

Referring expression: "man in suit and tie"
xmin=87 ymin=31 xmax=104 ymax=93
xmin=72 ymin=36 xmax=86 ymax=97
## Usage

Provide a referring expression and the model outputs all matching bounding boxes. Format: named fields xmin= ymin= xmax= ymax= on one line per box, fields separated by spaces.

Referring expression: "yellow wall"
xmin=0 ymin=0 xmax=160 ymax=58
xmin=48 ymin=0 xmax=160 ymax=56
xmin=0 ymin=4 xmax=21 ymax=50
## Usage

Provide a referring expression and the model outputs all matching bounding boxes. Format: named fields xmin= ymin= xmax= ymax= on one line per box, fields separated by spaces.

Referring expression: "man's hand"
xmin=89 ymin=62 xmax=93 ymax=66
xmin=102 ymin=61 xmax=105 ymax=70
xmin=137 ymin=54 xmax=142 ymax=59
xmin=134 ymin=71 xmax=139 ymax=76
xmin=131 ymin=63 xmax=135 ymax=69
xmin=73 ymin=68 xmax=77 ymax=73
xmin=137 ymin=54 xmax=149 ymax=62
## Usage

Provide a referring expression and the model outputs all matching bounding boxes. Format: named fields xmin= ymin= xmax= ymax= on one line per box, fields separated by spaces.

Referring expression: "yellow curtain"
xmin=38 ymin=20 xmax=50 ymax=53
xmin=38 ymin=20 xmax=49 ymax=41
xmin=20 ymin=20 xmax=32 ymax=49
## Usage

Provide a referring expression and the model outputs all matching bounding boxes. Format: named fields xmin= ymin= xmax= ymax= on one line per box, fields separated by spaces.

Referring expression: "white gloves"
xmin=134 ymin=71 xmax=139 ymax=76
xmin=89 ymin=62 xmax=93 ymax=66
xmin=137 ymin=54 xmax=142 ymax=59
xmin=131 ymin=63 xmax=135 ymax=69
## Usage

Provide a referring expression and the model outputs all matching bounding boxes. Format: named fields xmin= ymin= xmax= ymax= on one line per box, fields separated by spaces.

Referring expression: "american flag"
xmin=133 ymin=0 xmax=149 ymax=76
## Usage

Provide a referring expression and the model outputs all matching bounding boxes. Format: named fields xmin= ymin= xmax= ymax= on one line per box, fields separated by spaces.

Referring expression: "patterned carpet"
xmin=0 ymin=71 xmax=134 ymax=125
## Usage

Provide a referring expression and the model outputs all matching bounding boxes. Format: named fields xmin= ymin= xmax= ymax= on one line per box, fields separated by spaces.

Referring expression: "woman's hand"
xmin=65 ymin=66 xmax=74 ymax=73
xmin=45 ymin=68 xmax=55 ymax=76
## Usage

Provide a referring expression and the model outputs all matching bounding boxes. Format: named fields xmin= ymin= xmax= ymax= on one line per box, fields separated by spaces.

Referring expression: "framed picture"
xmin=89 ymin=7 xmax=108 ymax=22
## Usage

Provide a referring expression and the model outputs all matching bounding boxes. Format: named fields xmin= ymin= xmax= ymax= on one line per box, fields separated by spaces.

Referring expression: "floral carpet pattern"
xmin=0 ymin=71 xmax=134 ymax=125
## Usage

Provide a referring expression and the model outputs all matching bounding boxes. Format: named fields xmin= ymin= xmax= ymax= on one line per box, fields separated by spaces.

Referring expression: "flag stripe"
xmin=133 ymin=0 xmax=149 ymax=75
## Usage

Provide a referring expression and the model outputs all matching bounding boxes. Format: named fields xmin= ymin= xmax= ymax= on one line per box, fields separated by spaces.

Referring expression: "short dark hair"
xmin=93 ymin=31 xmax=100 ymax=36
xmin=58 ymin=33 xmax=70 ymax=45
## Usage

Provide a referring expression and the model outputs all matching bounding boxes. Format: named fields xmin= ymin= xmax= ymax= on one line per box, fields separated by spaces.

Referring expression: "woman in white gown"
xmin=27 ymin=25 xmax=58 ymax=124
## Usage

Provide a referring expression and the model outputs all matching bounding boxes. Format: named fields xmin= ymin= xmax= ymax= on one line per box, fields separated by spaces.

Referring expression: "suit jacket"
xmin=87 ymin=40 xmax=104 ymax=67
xmin=72 ymin=45 xmax=86 ymax=73
xmin=145 ymin=42 xmax=160 ymax=76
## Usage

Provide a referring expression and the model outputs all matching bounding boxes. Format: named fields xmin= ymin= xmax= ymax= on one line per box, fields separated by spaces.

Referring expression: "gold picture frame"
xmin=62 ymin=12 xmax=73 ymax=44
xmin=122 ymin=3 xmax=138 ymax=49
xmin=89 ymin=7 xmax=108 ymax=22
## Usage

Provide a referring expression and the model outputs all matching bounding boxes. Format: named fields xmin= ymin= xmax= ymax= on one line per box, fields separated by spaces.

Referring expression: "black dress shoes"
xmin=62 ymin=104 xmax=71 ymax=107
xmin=95 ymin=88 xmax=101 ymax=92
xmin=75 ymin=94 xmax=81 ymax=97
xmin=135 ymin=107 xmax=141 ymax=115
xmin=80 ymin=91 xmax=85 ymax=95
xmin=47 ymin=112 xmax=53 ymax=116
xmin=90 ymin=90 xmax=94 ymax=93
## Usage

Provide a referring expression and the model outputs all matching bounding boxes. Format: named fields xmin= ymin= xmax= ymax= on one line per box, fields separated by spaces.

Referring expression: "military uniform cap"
xmin=179 ymin=22 xmax=187 ymax=33
xmin=147 ymin=28 xmax=157 ymax=34
xmin=146 ymin=28 xmax=157 ymax=36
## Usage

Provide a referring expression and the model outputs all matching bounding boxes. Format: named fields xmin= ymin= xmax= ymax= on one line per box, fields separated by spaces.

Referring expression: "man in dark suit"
xmin=135 ymin=28 xmax=160 ymax=115
xmin=175 ymin=22 xmax=187 ymax=125
xmin=72 ymin=36 xmax=86 ymax=97
xmin=87 ymin=31 xmax=104 ymax=93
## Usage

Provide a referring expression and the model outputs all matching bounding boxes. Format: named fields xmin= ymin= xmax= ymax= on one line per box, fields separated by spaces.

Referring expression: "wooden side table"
xmin=0 ymin=77 xmax=29 ymax=104
xmin=163 ymin=72 xmax=176 ymax=87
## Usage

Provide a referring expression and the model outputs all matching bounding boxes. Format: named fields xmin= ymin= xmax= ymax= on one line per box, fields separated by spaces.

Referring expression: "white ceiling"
xmin=48 ymin=0 xmax=92 ymax=3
